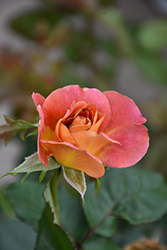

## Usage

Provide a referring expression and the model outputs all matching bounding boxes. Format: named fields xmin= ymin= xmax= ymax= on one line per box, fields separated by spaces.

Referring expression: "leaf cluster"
xmin=1 ymin=166 xmax=167 ymax=249
xmin=0 ymin=116 xmax=38 ymax=145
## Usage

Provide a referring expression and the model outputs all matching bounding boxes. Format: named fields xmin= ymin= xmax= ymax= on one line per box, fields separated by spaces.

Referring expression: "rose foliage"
xmin=32 ymin=85 xmax=149 ymax=178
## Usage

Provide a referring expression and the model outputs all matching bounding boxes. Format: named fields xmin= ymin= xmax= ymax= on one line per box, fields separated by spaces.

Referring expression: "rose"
xmin=32 ymin=85 xmax=149 ymax=178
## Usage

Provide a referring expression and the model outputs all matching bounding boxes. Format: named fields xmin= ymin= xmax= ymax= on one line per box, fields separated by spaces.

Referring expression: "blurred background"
xmin=0 ymin=0 xmax=167 ymax=249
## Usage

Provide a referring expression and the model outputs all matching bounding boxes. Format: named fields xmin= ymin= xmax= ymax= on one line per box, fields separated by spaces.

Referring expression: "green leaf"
xmin=0 ymin=189 xmax=15 ymax=218
xmin=82 ymin=235 xmax=121 ymax=250
xmin=1 ymin=152 xmax=61 ymax=180
xmin=20 ymin=173 xmax=31 ymax=185
xmin=58 ymin=186 xmax=89 ymax=242
xmin=0 ymin=116 xmax=37 ymax=145
xmin=6 ymin=178 xmax=89 ymax=243
xmin=62 ymin=166 xmax=86 ymax=201
xmin=39 ymin=171 xmax=47 ymax=183
xmin=5 ymin=181 xmax=45 ymax=229
xmin=84 ymin=167 xmax=167 ymax=235
xmin=35 ymin=203 xmax=75 ymax=250
xmin=0 ymin=219 xmax=37 ymax=250
xmin=94 ymin=216 xmax=118 ymax=237
xmin=26 ymin=130 xmax=38 ymax=137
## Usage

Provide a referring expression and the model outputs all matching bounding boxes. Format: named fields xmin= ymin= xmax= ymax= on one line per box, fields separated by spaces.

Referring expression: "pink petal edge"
xmin=104 ymin=91 xmax=146 ymax=132
xmin=36 ymin=105 xmax=50 ymax=166
xmin=99 ymin=123 xmax=149 ymax=168
xmin=100 ymin=91 xmax=149 ymax=168
xmin=32 ymin=92 xmax=45 ymax=108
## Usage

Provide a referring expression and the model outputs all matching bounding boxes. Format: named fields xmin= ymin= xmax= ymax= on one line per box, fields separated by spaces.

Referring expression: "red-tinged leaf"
xmin=0 ymin=124 xmax=17 ymax=145
xmin=0 ymin=116 xmax=38 ymax=145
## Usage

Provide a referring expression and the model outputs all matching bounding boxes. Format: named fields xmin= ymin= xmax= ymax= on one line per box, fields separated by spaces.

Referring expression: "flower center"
xmin=69 ymin=116 xmax=91 ymax=132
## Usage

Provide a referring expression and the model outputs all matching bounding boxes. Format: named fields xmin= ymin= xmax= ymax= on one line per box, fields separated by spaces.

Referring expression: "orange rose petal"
xmin=71 ymin=130 xmax=119 ymax=156
xmin=81 ymin=87 xmax=111 ymax=131
xmin=59 ymin=123 xmax=77 ymax=145
xmin=50 ymin=128 xmax=60 ymax=142
xmin=69 ymin=117 xmax=91 ymax=132
xmin=69 ymin=101 xmax=87 ymax=117
xmin=78 ymin=103 xmax=97 ymax=122
xmin=90 ymin=115 xmax=105 ymax=133
xmin=40 ymin=125 xmax=53 ymax=140
xmin=64 ymin=103 xmax=96 ymax=125
xmin=42 ymin=86 xmax=85 ymax=129
xmin=40 ymin=141 xmax=105 ymax=178
xmin=63 ymin=101 xmax=87 ymax=123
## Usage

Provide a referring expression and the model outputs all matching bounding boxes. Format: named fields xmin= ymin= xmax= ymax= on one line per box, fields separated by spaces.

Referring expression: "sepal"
xmin=62 ymin=166 xmax=87 ymax=203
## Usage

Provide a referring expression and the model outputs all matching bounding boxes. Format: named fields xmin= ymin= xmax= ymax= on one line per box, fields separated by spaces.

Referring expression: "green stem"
xmin=50 ymin=168 xmax=61 ymax=225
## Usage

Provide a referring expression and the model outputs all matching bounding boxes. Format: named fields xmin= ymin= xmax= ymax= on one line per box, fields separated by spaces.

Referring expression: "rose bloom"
xmin=32 ymin=85 xmax=149 ymax=178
